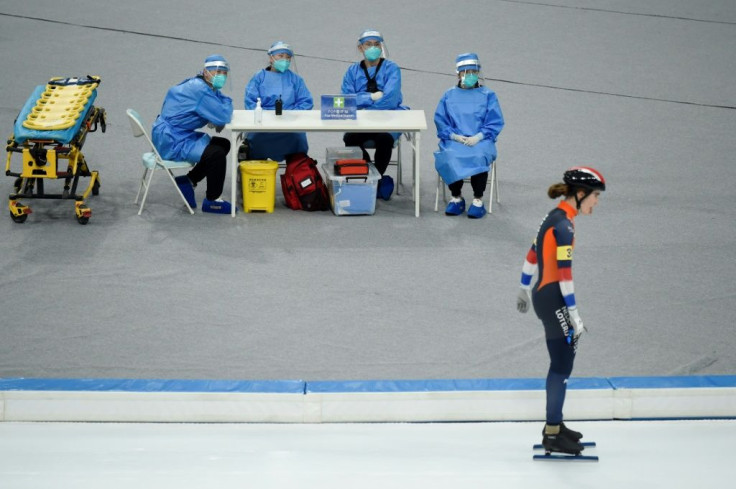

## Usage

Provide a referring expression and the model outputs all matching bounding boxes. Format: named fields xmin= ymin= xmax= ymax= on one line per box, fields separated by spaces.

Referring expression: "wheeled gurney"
xmin=5 ymin=76 xmax=106 ymax=224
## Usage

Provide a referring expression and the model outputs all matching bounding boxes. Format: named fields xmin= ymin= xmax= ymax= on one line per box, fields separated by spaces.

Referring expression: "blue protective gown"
xmin=244 ymin=68 xmax=313 ymax=162
xmin=152 ymin=76 xmax=233 ymax=163
xmin=433 ymin=85 xmax=504 ymax=184
xmin=341 ymin=58 xmax=409 ymax=140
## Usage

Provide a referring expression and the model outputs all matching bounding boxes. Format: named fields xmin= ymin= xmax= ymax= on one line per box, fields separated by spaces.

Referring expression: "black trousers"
xmin=188 ymin=137 xmax=230 ymax=201
xmin=343 ymin=132 xmax=394 ymax=175
xmin=533 ymin=283 xmax=577 ymax=425
xmin=448 ymin=171 xmax=488 ymax=199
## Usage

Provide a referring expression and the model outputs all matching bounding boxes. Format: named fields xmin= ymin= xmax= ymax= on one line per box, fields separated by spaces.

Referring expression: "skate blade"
xmin=533 ymin=453 xmax=599 ymax=462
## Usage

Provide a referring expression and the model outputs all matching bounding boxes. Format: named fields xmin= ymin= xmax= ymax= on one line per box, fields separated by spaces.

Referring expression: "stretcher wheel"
xmin=92 ymin=180 xmax=100 ymax=196
xmin=75 ymin=202 xmax=91 ymax=225
xmin=10 ymin=211 xmax=28 ymax=224
xmin=9 ymin=200 xmax=31 ymax=223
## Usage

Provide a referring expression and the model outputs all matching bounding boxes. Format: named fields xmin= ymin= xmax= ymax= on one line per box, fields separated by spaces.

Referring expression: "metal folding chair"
xmin=434 ymin=159 xmax=499 ymax=213
xmin=126 ymin=109 xmax=195 ymax=215
xmin=357 ymin=134 xmax=404 ymax=195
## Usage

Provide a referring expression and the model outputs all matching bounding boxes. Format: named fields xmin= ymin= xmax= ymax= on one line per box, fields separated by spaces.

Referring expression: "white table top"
xmin=226 ymin=109 xmax=427 ymax=132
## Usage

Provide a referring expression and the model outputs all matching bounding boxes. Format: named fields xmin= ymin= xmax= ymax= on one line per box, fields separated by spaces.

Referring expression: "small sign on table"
xmin=321 ymin=94 xmax=357 ymax=120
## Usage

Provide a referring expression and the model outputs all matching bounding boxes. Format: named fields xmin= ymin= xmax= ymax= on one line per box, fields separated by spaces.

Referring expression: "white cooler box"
xmin=322 ymin=163 xmax=380 ymax=216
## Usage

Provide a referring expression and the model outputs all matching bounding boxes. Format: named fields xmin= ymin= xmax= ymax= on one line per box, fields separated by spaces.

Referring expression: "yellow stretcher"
xmin=5 ymin=76 xmax=106 ymax=224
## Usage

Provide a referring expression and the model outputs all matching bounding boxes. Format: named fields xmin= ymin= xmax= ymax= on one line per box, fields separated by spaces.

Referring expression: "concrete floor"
xmin=1 ymin=1 xmax=735 ymax=379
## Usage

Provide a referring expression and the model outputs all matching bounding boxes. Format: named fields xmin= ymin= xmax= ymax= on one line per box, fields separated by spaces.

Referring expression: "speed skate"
xmin=533 ymin=441 xmax=599 ymax=462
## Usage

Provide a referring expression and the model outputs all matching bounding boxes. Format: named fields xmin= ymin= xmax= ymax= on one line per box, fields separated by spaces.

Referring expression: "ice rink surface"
xmin=1 ymin=419 xmax=733 ymax=488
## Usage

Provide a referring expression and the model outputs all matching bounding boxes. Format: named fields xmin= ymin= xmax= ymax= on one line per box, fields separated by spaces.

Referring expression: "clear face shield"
xmin=357 ymin=31 xmax=389 ymax=61
xmin=458 ymin=69 xmax=483 ymax=88
xmin=202 ymin=60 xmax=230 ymax=91
xmin=456 ymin=59 xmax=483 ymax=88
xmin=267 ymin=42 xmax=297 ymax=74
xmin=268 ymin=52 xmax=298 ymax=74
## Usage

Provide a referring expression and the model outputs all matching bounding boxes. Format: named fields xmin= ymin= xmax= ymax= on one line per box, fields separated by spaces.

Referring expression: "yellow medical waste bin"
xmin=240 ymin=161 xmax=279 ymax=213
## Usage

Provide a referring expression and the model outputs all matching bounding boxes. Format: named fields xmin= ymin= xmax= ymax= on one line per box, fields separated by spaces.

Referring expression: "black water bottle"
xmin=275 ymin=95 xmax=283 ymax=116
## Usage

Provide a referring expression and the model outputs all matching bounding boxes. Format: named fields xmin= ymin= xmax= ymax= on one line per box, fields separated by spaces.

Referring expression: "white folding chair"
xmin=359 ymin=134 xmax=404 ymax=195
xmin=434 ymin=159 xmax=499 ymax=214
xmin=126 ymin=109 xmax=195 ymax=215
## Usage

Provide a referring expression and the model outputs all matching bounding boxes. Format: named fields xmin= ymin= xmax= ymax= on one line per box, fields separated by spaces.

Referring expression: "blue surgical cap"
xmin=455 ymin=52 xmax=481 ymax=72
xmin=204 ymin=54 xmax=230 ymax=72
xmin=267 ymin=41 xmax=293 ymax=57
xmin=359 ymin=29 xmax=383 ymax=44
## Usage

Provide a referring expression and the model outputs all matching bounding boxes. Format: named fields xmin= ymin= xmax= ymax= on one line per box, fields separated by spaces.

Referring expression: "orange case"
xmin=335 ymin=159 xmax=369 ymax=176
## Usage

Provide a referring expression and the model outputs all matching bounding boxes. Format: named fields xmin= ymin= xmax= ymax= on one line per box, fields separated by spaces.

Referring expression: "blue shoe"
xmin=202 ymin=198 xmax=233 ymax=214
xmin=467 ymin=199 xmax=487 ymax=219
xmin=444 ymin=197 xmax=465 ymax=216
xmin=175 ymin=175 xmax=196 ymax=209
xmin=377 ymin=175 xmax=394 ymax=201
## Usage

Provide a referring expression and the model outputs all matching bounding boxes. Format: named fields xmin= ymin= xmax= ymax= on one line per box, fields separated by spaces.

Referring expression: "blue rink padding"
xmin=1 ymin=375 xmax=735 ymax=393
xmin=306 ymin=377 xmax=611 ymax=393
xmin=2 ymin=375 xmax=735 ymax=422
xmin=608 ymin=375 xmax=736 ymax=389
xmin=0 ymin=378 xmax=305 ymax=394
xmin=13 ymin=85 xmax=97 ymax=144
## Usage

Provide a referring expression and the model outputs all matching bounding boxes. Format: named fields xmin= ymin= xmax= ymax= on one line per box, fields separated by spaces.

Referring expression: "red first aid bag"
xmin=280 ymin=153 xmax=330 ymax=211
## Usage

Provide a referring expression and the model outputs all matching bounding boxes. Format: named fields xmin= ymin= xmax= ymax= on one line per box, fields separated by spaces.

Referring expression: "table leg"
xmin=414 ymin=131 xmax=421 ymax=217
xmin=230 ymin=130 xmax=238 ymax=217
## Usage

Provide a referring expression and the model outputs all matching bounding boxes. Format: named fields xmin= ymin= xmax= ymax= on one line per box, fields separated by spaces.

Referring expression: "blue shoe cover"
xmin=467 ymin=202 xmax=487 ymax=219
xmin=377 ymin=175 xmax=394 ymax=201
xmin=445 ymin=197 xmax=465 ymax=216
xmin=175 ymin=175 xmax=197 ymax=209
xmin=202 ymin=198 xmax=233 ymax=214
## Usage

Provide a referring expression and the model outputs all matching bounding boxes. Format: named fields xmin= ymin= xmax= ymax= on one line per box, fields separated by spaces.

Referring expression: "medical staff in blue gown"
xmin=152 ymin=54 xmax=234 ymax=214
xmin=244 ymin=41 xmax=313 ymax=162
xmin=434 ymin=53 xmax=504 ymax=219
xmin=341 ymin=29 xmax=409 ymax=201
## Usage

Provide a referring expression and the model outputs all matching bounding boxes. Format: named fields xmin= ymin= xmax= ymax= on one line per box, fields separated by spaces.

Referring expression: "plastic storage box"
xmin=240 ymin=161 xmax=279 ymax=212
xmin=322 ymin=163 xmax=380 ymax=215
xmin=325 ymin=147 xmax=364 ymax=168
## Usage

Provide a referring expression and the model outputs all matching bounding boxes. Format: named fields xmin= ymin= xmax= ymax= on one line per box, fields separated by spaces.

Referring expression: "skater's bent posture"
xmin=516 ymin=167 xmax=606 ymax=454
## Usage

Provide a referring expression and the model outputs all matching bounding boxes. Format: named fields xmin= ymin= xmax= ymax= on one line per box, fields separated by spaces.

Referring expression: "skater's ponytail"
xmin=548 ymin=183 xmax=575 ymax=199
